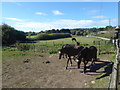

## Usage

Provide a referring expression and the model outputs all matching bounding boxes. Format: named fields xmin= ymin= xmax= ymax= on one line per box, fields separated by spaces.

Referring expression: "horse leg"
xmin=91 ymin=57 xmax=96 ymax=66
xmin=69 ymin=57 xmax=72 ymax=67
xmin=78 ymin=59 xmax=81 ymax=69
xmin=90 ymin=58 xmax=94 ymax=66
xmin=93 ymin=58 xmax=96 ymax=64
xmin=90 ymin=58 xmax=94 ymax=69
xmin=65 ymin=54 xmax=68 ymax=58
xmin=84 ymin=60 xmax=88 ymax=73
xmin=93 ymin=54 xmax=97 ymax=64
xmin=66 ymin=58 xmax=70 ymax=69
xmin=63 ymin=54 xmax=64 ymax=58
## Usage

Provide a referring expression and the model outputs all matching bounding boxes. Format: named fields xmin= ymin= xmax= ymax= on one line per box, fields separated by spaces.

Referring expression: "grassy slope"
xmin=36 ymin=36 xmax=101 ymax=45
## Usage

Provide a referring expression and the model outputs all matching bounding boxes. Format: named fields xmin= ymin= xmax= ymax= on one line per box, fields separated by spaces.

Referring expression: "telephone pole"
xmin=109 ymin=18 xmax=111 ymax=26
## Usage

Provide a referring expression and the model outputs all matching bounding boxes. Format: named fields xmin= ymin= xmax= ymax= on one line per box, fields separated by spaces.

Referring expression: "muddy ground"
xmin=2 ymin=52 xmax=113 ymax=88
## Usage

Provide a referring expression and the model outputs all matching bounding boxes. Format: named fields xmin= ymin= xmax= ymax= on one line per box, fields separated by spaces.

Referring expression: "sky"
xmin=2 ymin=2 xmax=119 ymax=32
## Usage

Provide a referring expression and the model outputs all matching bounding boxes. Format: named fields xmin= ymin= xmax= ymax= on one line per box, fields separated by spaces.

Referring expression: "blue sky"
xmin=2 ymin=2 xmax=118 ymax=32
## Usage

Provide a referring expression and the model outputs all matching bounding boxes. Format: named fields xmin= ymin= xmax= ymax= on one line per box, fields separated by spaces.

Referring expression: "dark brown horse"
xmin=59 ymin=44 xmax=84 ymax=69
xmin=76 ymin=46 xmax=97 ymax=73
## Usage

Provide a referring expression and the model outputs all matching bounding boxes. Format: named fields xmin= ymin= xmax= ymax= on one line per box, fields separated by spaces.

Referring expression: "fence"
xmin=14 ymin=40 xmax=115 ymax=55
xmin=108 ymin=40 xmax=119 ymax=89
xmin=93 ymin=40 xmax=115 ymax=55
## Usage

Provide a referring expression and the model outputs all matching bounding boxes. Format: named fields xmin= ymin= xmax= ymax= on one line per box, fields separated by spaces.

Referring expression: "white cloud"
xmin=35 ymin=12 xmax=47 ymax=15
xmin=4 ymin=17 xmax=24 ymax=21
xmin=13 ymin=18 xmax=117 ymax=32
xmin=92 ymin=16 xmax=107 ymax=19
xmin=14 ymin=22 xmax=56 ymax=32
xmin=52 ymin=19 xmax=94 ymax=28
xmin=52 ymin=10 xmax=64 ymax=15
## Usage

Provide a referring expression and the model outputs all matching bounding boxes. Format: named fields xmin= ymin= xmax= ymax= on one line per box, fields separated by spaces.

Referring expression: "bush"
xmin=16 ymin=43 xmax=32 ymax=51
xmin=34 ymin=33 xmax=71 ymax=40
xmin=2 ymin=24 xmax=26 ymax=45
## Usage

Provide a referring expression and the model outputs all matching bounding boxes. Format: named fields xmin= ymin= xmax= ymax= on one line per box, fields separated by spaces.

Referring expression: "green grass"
xmin=3 ymin=36 xmax=116 ymax=56
xmin=26 ymin=35 xmax=36 ymax=39
xmin=36 ymin=36 xmax=101 ymax=45
xmin=91 ymin=76 xmax=110 ymax=88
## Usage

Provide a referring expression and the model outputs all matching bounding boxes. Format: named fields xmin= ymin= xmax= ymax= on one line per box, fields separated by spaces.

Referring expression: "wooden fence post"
xmin=118 ymin=40 xmax=120 ymax=85
xmin=98 ymin=41 xmax=101 ymax=55
xmin=53 ymin=41 xmax=55 ymax=46
xmin=109 ymin=40 xmax=119 ymax=89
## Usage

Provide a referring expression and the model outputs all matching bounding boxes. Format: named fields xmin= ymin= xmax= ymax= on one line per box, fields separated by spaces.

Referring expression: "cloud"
xmin=92 ymin=16 xmax=107 ymax=19
xmin=52 ymin=10 xmax=64 ymax=15
xmin=4 ymin=17 xmax=24 ymax=21
xmin=13 ymin=18 xmax=117 ymax=32
xmin=14 ymin=22 xmax=55 ymax=32
xmin=35 ymin=12 xmax=47 ymax=15
xmin=52 ymin=19 xmax=94 ymax=28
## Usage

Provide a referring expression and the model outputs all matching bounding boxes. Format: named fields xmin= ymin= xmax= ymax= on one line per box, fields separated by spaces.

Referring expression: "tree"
xmin=60 ymin=29 xmax=71 ymax=33
xmin=2 ymin=24 xmax=26 ymax=45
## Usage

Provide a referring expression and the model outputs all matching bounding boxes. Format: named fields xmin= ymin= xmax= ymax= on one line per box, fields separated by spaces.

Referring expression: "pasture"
xmin=2 ymin=36 xmax=116 ymax=88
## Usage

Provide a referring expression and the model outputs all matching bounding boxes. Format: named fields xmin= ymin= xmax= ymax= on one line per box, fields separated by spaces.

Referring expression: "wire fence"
xmin=10 ymin=40 xmax=115 ymax=55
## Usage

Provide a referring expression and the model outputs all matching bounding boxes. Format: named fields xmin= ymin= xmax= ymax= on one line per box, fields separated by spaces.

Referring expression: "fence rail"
xmin=108 ymin=40 xmax=119 ymax=89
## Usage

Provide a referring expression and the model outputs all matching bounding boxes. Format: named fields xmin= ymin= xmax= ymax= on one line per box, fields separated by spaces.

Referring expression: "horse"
xmin=76 ymin=46 xmax=97 ymax=73
xmin=59 ymin=44 xmax=84 ymax=69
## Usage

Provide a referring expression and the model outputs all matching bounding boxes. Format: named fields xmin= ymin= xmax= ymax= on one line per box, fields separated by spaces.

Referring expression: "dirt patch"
xmin=2 ymin=52 xmax=112 ymax=88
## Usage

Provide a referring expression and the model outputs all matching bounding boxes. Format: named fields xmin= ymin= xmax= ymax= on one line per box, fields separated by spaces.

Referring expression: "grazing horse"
xmin=76 ymin=46 xmax=97 ymax=73
xmin=59 ymin=44 xmax=84 ymax=69
xmin=72 ymin=38 xmax=77 ymax=42
xmin=71 ymin=38 xmax=80 ymax=46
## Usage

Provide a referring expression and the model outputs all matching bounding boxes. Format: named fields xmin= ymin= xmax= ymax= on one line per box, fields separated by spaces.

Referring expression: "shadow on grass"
xmin=65 ymin=59 xmax=113 ymax=79
xmin=85 ymin=60 xmax=113 ymax=79
xmin=95 ymin=62 xmax=113 ymax=79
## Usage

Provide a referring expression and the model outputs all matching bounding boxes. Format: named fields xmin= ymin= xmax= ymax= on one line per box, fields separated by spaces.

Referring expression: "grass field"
xmin=10 ymin=36 xmax=115 ymax=55
xmin=3 ymin=36 xmax=116 ymax=59
xmin=3 ymin=36 xmax=116 ymax=61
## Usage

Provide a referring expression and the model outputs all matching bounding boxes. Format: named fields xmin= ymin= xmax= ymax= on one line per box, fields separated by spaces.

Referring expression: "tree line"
xmin=1 ymin=24 xmax=72 ymax=46
xmin=1 ymin=23 xmax=116 ymax=46
xmin=26 ymin=26 xmax=115 ymax=37
xmin=25 ymin=28 xmax=71 ymax=36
